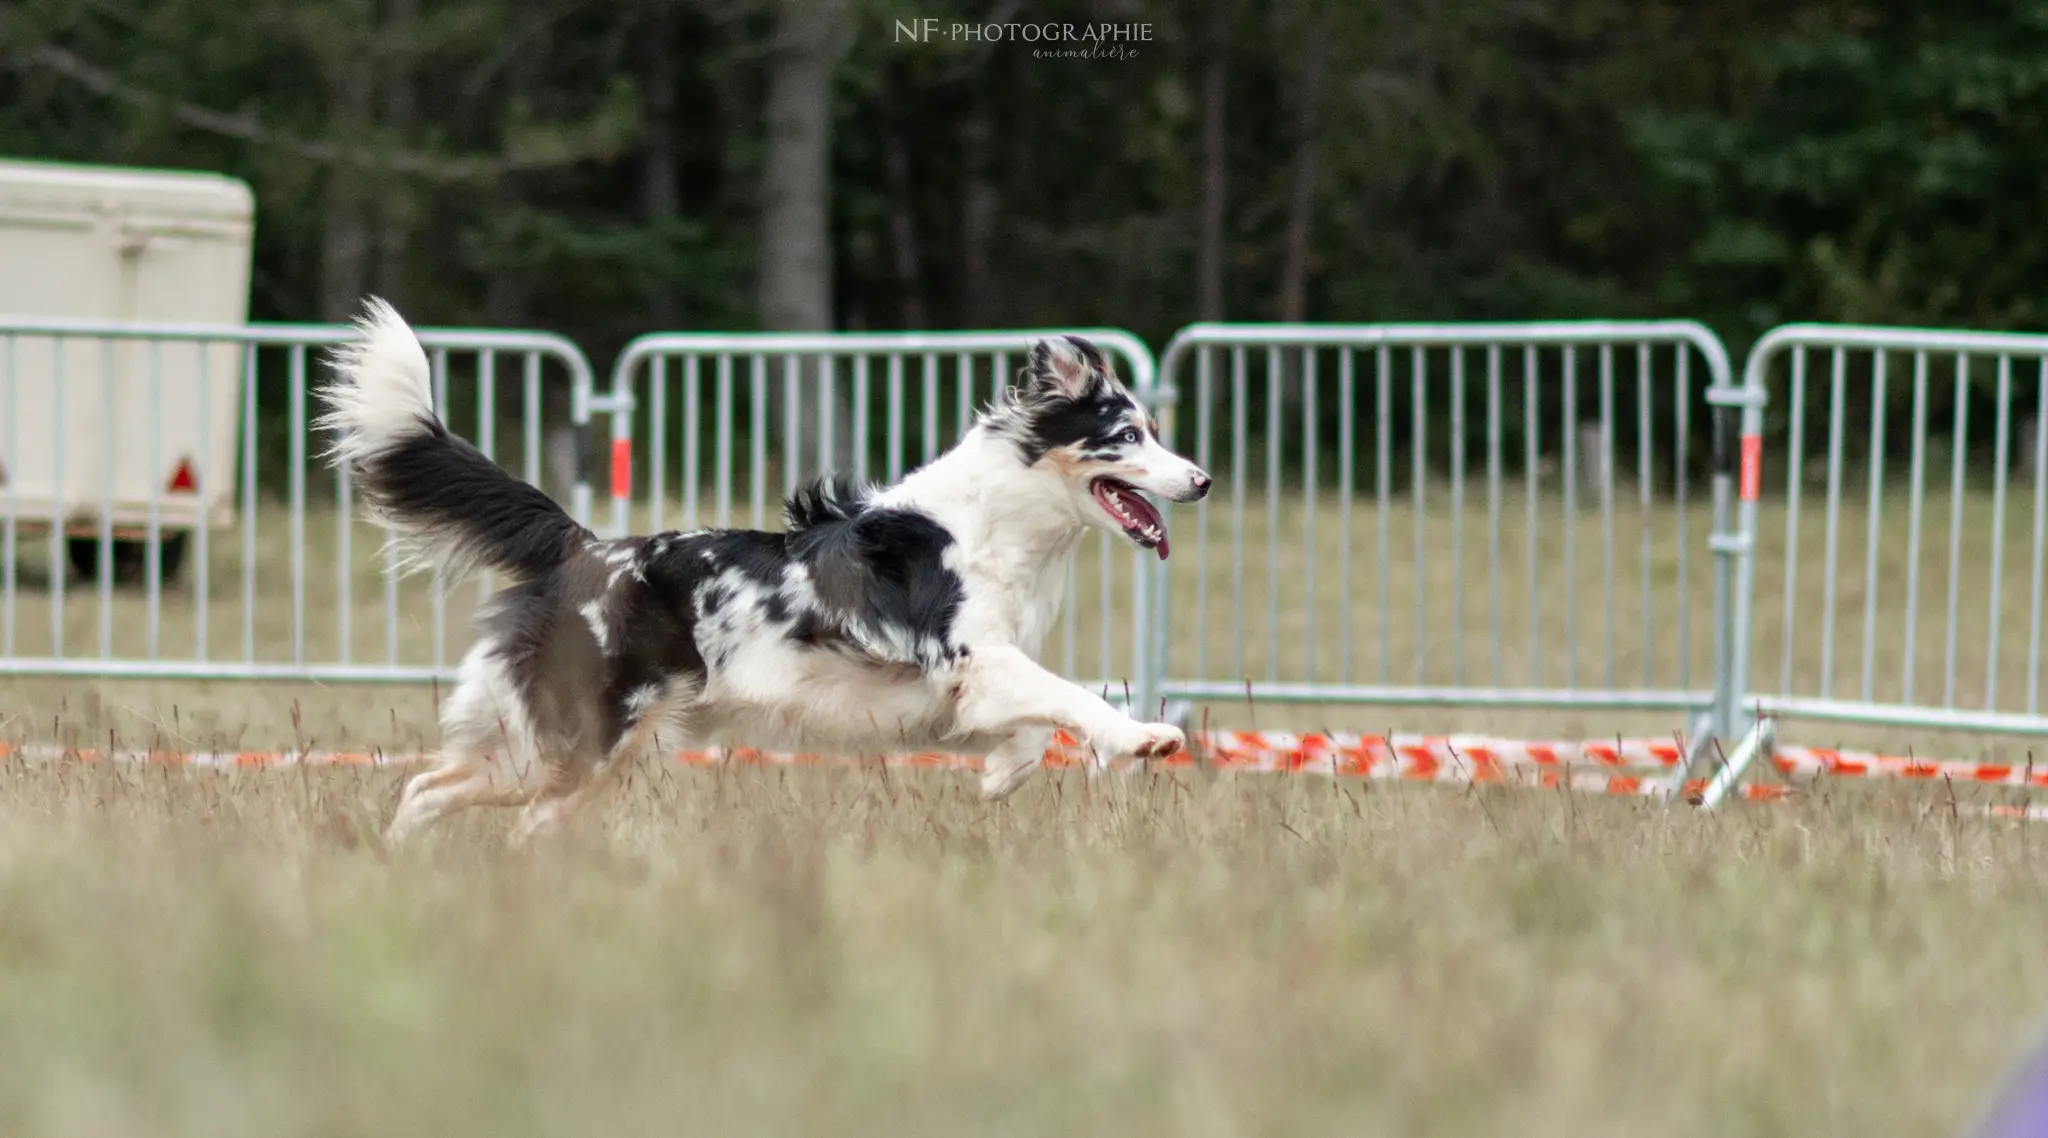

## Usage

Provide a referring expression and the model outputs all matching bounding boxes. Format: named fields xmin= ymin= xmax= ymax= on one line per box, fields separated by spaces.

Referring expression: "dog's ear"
xmin=1022 ymin=335 xmax=1106 ymax=400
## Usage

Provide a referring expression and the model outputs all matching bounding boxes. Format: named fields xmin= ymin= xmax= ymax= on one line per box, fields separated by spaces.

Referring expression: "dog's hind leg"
xmin=504 ymin=754 xmax=614 ymax=849
xmin=505 ymin=699 xmax=694 ymax=848
xmin=980 ymin=728 xmax=1051 ymax=801
xmin=386 ymin=748 xmax=544 ymax=847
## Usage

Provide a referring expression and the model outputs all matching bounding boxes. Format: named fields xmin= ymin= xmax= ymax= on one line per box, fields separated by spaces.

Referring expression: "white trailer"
xmin=0 ymin=158 xmax=255 ymax=581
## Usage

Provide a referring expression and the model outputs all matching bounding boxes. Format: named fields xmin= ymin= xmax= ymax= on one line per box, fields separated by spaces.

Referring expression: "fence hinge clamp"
xmin=1705 ymin=386 xmax=1768 ymax=410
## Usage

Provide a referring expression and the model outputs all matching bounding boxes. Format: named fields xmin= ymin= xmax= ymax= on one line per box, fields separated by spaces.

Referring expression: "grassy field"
xmin=1 ymin=484 xmax=2047 ymax=1136
xmin=0 ymin=760 xmax=2041 ymax=1138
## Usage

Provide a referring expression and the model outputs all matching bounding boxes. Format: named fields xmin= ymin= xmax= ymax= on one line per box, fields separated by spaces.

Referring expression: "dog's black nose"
xmin=1188 ymin=472 xmax=1212 ymax=500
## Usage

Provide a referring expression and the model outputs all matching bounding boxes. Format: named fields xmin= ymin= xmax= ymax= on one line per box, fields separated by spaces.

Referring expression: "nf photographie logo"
xmin=893 ymin=18 xmax=1150 ymax=59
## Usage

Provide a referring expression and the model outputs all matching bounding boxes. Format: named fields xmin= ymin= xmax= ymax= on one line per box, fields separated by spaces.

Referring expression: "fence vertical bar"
xmin=1599 ymin=343 xmax=1615 ymax=689
xmin=1302 ymin=348 xmax=1318 ymax=683
xmin=956 ymin=353 xmax=972 ymax=440
xmin=644 ymin=356 xmax=664 ymax=533
xmin=1196 ymin=347 xmax=1214 ymax=678
xmin=921 ymin=352 xmax=938 ymax=465
xmin=2031 ymin=360 xmax=2048 ymax=715
xmin=1988 ymin=355 xmax=2014 ymax=708
xmin=1904 ymin=353 xmax=1929 ymax=703
xmin=1820 ymin=347 xmax=1847 ymax=698
xmin=1525 ymin=345 xmax=1539 ymax=686
xmin=1860 ymin=353 xmax=1888 ymax=703
xmin=783 ymin=357 xmax=801 ymax=501
xmin=751 ymin=355 xmax=768 ymax=530
xmin=1411 ymin=346 xmax=1427 ymax=682
xmin=1488 ymin=346 xmax=1503 ymax=686
xmin=1944 ymin=353 xmax=1970 ymax=707
xmin=1562 ymin=347 xmax=1577 ymax=687
xmin=1675 ymin=349 xmax=1691 ymax=687
xmin=684 ymin=356 xmax=700 ymax=531
xmin=1377 ymin=345 xmax=1392 ymax=683
xmin=1232 ymin=346 xmax=1247 ymax=679
xmin=1266 ymin=347 xmax=1282 ymax=683
xmin=1779 ymin=349 xmax=1808 ymax=693
xmin=289 ymin=345 xmax=307 ymax=667
xmin=887 ymin=355 xmax=905 ymax=481
xmin=820 ymin=356 xmax=837 ymax=477
xmin=1449 ymin=347 xmax=1465 ymax=686
xmin=716 ymin=354 xmax=734 ymax=529
xmin=1638 ymin=343 xmax=1654 ymax=688
xmin=852 ymin=355 xmax=869 ymax=488
xmin=1338 ymin=348 xmax=1355 ymax=682
xmin=226 ymin=342 xmax=249 ymax=665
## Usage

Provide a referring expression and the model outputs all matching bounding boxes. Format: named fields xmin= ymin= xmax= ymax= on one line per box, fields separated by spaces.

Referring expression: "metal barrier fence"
xmin=22 ymin=311 xmax=2048 ymax=810
xmin=598 ymin=329 xmax=1165 ymax=710
xmin=1698 ymin=324 xmax=2048 ymax=805
xmin=1732 ymin=324 xmax=2048 ymax=735
xmin=1151 ymin=323 xmax=1746 ymax=751
xmin=0 ymin=317 xmax=594 ymax=680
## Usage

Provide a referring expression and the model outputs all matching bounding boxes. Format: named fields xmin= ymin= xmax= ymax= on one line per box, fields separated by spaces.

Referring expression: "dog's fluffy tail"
xmin=317 ymin=297 xmax=589 ymax=580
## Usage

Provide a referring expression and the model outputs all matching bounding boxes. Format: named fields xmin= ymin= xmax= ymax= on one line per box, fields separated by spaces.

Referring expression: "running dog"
xmin=318 ymin=299 xmax=1211 ymax=845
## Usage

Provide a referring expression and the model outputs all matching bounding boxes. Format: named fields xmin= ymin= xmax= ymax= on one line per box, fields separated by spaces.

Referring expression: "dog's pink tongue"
xmin=1156 ymin=531 xmax=1170 ymax=560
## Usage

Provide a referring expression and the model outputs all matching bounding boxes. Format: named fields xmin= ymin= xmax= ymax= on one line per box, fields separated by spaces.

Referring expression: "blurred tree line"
xmin=2 ymin=0 xmax=2045 ymax=492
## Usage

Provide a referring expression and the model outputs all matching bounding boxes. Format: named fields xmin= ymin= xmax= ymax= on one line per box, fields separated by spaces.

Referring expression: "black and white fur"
xmin=319 ymin=299 xmax=1212 ymax=845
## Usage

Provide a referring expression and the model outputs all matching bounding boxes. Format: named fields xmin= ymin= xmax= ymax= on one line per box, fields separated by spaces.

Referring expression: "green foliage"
xmin=2 ymin=0 xmax=2045 ymax=489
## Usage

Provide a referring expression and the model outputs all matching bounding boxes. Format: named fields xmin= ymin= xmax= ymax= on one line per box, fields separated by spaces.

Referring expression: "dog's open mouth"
xmin=1090 ymin=477 xmax=1169 ymax=559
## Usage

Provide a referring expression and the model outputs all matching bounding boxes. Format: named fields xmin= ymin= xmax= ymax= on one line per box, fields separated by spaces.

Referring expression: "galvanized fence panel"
xmin=1732 ymin=325 xmax=2048 ymax=737
xmin=1152 ymin=323 xmax=1743 ymax=737
xmin=0 ymin=317 xmax=594 ymax=681
xmin=601 ymin=330 xmax=1163 ymax=710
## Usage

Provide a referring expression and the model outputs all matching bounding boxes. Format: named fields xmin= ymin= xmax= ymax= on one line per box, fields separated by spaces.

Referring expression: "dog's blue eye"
xmin=1120 ymin=429 xmax=1140 ymax=444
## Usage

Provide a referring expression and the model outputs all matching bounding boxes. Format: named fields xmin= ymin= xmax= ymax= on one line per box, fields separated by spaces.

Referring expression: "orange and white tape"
xmin=0 ymin=737 xmax=1785 ymax=803
xmin=1187 ymin=731 xmax=1686 ymax=775
xmin=1770 ymin=744 xmax=2048 ymax=788
xmin=0 ymin=733 xmax=2030 ymax=812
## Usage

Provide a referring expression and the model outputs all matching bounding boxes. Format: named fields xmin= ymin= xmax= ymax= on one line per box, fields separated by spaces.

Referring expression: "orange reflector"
xmin=168 ymin=458 xmax=197 ymax=493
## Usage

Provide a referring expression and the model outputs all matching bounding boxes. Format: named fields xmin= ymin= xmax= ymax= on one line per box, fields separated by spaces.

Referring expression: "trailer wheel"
xmin=67 ymin=534 xmax=190 ymax=586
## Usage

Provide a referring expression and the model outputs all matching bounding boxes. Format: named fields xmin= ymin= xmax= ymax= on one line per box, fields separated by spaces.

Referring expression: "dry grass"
xmin=0 ymin=759 xmax=2042 ymax=1138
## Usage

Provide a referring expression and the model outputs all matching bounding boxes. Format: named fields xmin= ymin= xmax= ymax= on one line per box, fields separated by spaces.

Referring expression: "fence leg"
xmin=1699 ymin=716 xmax=1774 ymax=809
xmin=1707 ymin=394 xmax=1741 ymax=743
xmin=1728 ymin=369 xmax=1768 ymax=750
xmin=1664 ymin=710 xmax=1717 ymax=804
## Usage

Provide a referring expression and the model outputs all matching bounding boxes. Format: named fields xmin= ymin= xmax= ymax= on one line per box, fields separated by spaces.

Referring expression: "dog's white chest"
xmin=952 ymin=541 xmax=1076 ymax=658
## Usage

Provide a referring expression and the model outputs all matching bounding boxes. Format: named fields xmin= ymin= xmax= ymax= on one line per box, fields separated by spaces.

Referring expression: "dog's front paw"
xmin=1091 ymin=720 xmax=1185 ymax=770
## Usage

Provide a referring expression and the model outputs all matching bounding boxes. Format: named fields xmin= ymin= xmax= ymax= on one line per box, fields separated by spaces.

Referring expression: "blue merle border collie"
xmin=318 ymin=299 xmax=1212 ymax=846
